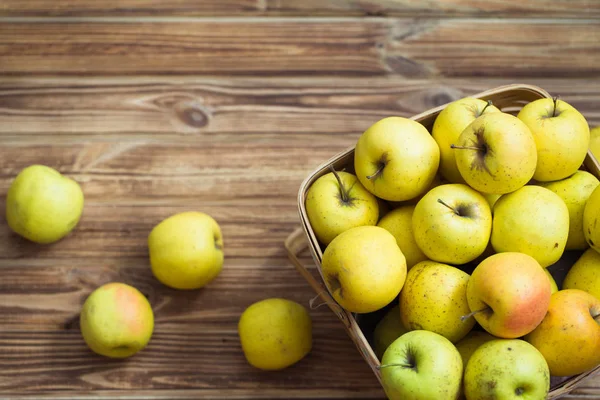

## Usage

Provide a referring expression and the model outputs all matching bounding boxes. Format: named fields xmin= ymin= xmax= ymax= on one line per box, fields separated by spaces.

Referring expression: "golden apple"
xmin=377 ymin=205 xmax=427 ymax=270
xmin=518 ymin=97 xmax=590 ymax=182
xmin=590 ymin=125 xmax=600 ymax=162
xmin=525 ymin=289 xmax=600 ymax=376
xmin=373 ymin=305 xmax=408 ymax=359
xmin=321 ymin=226 xmax=406 ymax=313
xmin=454 ymin=330 xmax=496 ymax=368
xmin=354 ymin=117 xmax=440 ymax=202
xmin=400 ymin=260 xmax=475 ymax=343
xmin=492 ymin=186 xmax=569 ymax=267
xmin=545 ymin=268 xmax=559 ymax=294
xmin=432 ymin=98 xmax=500 ymax=184
xmin=583 ymin=185 xmax=600 ymax=252
xmin=539 ymin=170 xmax=599 ymax=250
xmin=453 ymin=112 xmax=537 ymax=194
xmin=305 ymin=168 xmax=379 ymax=245
xmin=563 ymin=248 xmax=600 ymax=300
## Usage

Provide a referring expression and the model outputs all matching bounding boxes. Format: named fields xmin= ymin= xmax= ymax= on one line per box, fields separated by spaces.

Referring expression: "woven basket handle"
xmin=284 ymin=227 xmax=352 ymax=328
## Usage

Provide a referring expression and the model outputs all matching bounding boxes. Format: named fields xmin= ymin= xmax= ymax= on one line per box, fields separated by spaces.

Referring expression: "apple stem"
xmin=552 ymin=96 xmax=560 ymax=118
xmin=593 ymin=312 xmax=600 ymax=323
xmin=377 ymin=363 xmax=414 ymax=370
xmin=460 ymin=307 xmax=490 ymax=322
xmin=329 ymin=165 xmax=350 ymax=203
xmin=437 ymin=199 xmax=459 ymax=215
xmin=450 ymin=144 xmax=483 ymax=151
xmin=366 ymin=163 xmax=385 ymax=181
xmin=480 ymin=100 xmax=493 ymax=115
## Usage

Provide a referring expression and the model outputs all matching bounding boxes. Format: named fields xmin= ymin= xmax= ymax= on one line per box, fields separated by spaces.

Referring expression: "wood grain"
xmin=1 ymin=19 xmax=599 ymax=77
xmin=1 ymin=0 xmax=598 ymax=18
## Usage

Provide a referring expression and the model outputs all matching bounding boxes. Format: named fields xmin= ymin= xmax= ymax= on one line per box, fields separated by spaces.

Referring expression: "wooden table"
xmin=0 ymin=2 xmax=599 ymax=399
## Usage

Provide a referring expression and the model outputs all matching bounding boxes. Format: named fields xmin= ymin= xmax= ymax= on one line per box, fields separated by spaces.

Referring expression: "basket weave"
xmin=285 ymin=84 xmax=600 ymax=398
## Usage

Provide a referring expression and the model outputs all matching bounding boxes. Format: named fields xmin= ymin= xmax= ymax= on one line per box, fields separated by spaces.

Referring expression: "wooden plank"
xmin=0 ymin=19 xmax=599 ymax=77
xmin=0 ymin=77 xmax=599 ymax=142
xmin=1 ymin=0 xmax=598 ymax=18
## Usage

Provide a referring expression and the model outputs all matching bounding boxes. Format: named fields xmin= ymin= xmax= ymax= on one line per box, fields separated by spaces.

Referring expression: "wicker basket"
xmin=285 ymin=84 xmax=600 ymax=398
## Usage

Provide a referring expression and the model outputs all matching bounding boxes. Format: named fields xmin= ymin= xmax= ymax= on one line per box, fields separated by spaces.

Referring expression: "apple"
xmin=380 ymin=330 xmax=463 ymax=400
xmin=354 ymin=116 xmax=440 ymax=202
xmin=491 ymin=185 xmax=569 ymax=267
xmin=454 ymin=330 xmax=496 ymax=368
xmin=583 ymin=184 xmax=600 ymax=252
xmin=452 ymin=112 xmax=537 ymax=194
xmin=305 ymin=167 xmax=379 ymax=245
xmin=373 ymin=304 xmax=408 ymax=359
xmin=321 ymin=226 xmax=406 ymax=313
xmin=377 ymin=205 xmax=428 ymax=270
xmin=590 ymin=125 xmax=600 ymax=162
xmin=400 ymin=260 xmax=475 ymax=343
xmin=525 ymin=289 xmax=600 ymax=376
xmin=544 ymin=268 xmax=559 ymax=294
xmin=80 ymin=282 xmax=154 ymax=358
xmin=465 ymin=252 xmax=551 ymax=338
xmin=148 ymin=211 xmax=224 ymax=290
xmin=6 ymin=164 xmax=84 ymax=244
xmin=539 ymin=170 xmax=599 ymax=250
xmin=518 ymin=97 xmax=590 ymax=182
xmin=563 ymin=248 xmax=600 ymax=301
xmin=464 ymin=339 xmax=550 ymax=400
xmin=432 ymin=98 xmax=500 ymax=184
xmin=482 ymin=193 xmax=501 ymax=211
xmin=412 ymin=183 xmax=492 ymax=265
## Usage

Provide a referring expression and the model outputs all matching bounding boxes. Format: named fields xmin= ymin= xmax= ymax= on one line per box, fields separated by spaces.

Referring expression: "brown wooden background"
xmin=0 ymin=1 xmax=599 ymax=399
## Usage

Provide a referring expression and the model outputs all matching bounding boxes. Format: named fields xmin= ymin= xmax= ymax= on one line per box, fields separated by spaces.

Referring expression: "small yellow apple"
xmin=377 ymin=205 xmax=428 ymax=270
xmin=238 ymin=298 xmax=312 ymax=370
xmin=6 ymin=164 xmax=84 ymax=244
xmin=454 ymin=330 xmax=496 ymax=368
xmin=563 ymin=248 xmax=600 ymax=300
xmin=321 ymin=226 xmax=406 ymax=313
xmin=544 ymin=268 xmax=559 ymax=294
xmin=589 ymin=125 xmax=600 ymax=162
xmin=583 ymin=185 xmax=600 ymax=252
xmin=80 ymin=282 xmax=154 ymax=358
xmin=149 ymin=211 xmax=224 ymax=290
xmin=373 ymin=305 xmax=408 ymax=359
xmin=400 ymin=260 xmax=475 ymax=343
xmin=482 ymin=193 xmax=501 ymax=211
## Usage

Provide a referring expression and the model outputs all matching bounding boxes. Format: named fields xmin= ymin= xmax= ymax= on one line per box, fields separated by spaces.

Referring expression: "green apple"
xmin=377 ymin=205 xmax=428 ymax=270
xmin=518 ymin=97 xmax=590 ymax=182
xmin=464 ymin=339 xmax=550 ymax=400
xmin=413 ymin=184 xmax=492 ymax=265
xmin=544 ymin=268 xmax=559 ymax=294
xmin=80 ymin=282 xmax=154 ymax=358
xmin=432 ymin=98 xmax=500 ymax=184
xmin=590 ymin=125 xmax=600 ymax=162
xmin=6 ymin=164 xmax=84 ymax=244
xmin=321 ymin=226 xmax=407 ymax=313
xmin=354 ymin=116 xmax=440 ymax=202
xmin=373 ymin=305 xmax=408 ymax=359
xmin=583 ymin=185 xmax=600 ymax=252
xmin=380 ymin=330 xmax=463 ymax=400
xmin=525 ymin=289 xmax=600 ymax=376
xmin=539 ymin=170 xmax=599 ymax=250
xmin=466 ymin=252 xmax=551 ymax=338
xmin=305 ymin=168 xmax=379 ymax=245
xmin=455 ymin=331 xmax=496 ymax=368
xmin=452 ymin=112 xmax=537 ymax=194
xmin=492 ymin=185 xmax=569 ymax=267
xmin=563 ymin=248 xmax=600 ymax=300
xmin=400 ymin=261 xmax=474 ymax=343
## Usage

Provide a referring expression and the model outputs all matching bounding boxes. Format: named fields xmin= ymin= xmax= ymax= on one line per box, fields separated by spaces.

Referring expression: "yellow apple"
xmin=354 ymin=117 xmax=440 ymax=202
xmin=80 ymin=282 xmax=154 ymax=358
xmin=453 ymin=112 xmax=537 ymax=194
xmin=466 ymin=252 xmax=551 ymax=338
xmin=6 ymin=164 xmax=84 ymax=244
xmin=377 ymin=205 xmax=427 ymax=270
xmin=149 ymin=211 xmax=224 ymax=290
xmin=492 ymin=185 xmax=569 ymax=267
xmin=305 ymin=168 xmax=379 ymax=245
xmin=321 ymin=226 xmax=406 ymax=313
xmin=373 ymin=305 xmax=408 ymax=359
xmin=545 ymin=268 xmax=559 ymax=294
xmin=583 ymin=185 xmax=600 ymax=252
xmin=238 ymin=298 xmax=312 ymax=370
xmin=518 ymin=97 xmax=590 ymax=182
xmin=412 ymin=184 xmax=492 ymax=265
xmin=525 ymin=289 xmax=600 ymax=376
xmin=539 ymin=170 xmax=599 ymax=250
xmin=454 ymin=330 xmax=496 ymax=368
xmin=482 ymin=193 xmax=501 ymax=211
xmin=400 ymin=260 xmax=475 ymax=343
xmin=590 ymin=125 xmax=600 ymax=162
xmin=563 ymin=248 xmax=600 ymax=300
xmin=432 ymin=98 xmax=500 ymax=184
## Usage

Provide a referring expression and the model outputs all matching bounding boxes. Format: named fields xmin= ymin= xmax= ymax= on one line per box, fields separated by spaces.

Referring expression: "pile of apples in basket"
xmin=305 ymin=95 xmax=600 ymax=399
